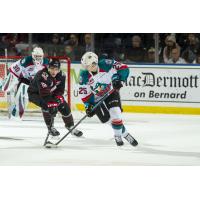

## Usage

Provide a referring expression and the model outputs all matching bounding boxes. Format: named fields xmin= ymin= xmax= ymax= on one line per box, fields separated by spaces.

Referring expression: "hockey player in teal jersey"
xmin=1 ymin=47 xmax=48 ymax=118
xmin=79 ymin=52 xmax=138 ymax=146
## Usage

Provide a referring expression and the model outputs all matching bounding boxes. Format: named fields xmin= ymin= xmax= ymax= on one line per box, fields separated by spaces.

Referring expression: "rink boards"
xmin=1 ymin=63 xmax=200 ymax=115
xmin=71 ymin=63 xmax=200 ymax=115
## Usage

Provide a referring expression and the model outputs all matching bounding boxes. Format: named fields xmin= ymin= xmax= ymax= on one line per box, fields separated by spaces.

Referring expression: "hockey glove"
xmin=112 ymin=74 xmax=123 ymax=90
xmin=55 ymin=95 xmax=65 ymax=105
xmin=19 ymin=77 xmax=31 ymax=85
xmin=47 ymin=102 xmax=58 ymax=116
xmin=85 ymin=104 xmax=95 ymax=117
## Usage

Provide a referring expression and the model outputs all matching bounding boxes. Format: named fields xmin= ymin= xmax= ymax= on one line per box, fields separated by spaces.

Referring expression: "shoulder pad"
xmin=20 ymin=56 xmax=32 ymax=66
xmin=43 ymin=58 xmax=49 ymax=65
xmin=79 ymin=70 xmax=89 ymax=85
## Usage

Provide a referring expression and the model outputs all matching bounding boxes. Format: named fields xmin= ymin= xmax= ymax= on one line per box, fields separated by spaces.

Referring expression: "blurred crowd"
xmin=0 ymin=33 xmax=200 ymax=64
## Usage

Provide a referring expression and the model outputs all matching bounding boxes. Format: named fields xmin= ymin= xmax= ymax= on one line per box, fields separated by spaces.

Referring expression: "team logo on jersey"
xmin=92 ymin=83 xmax=108 ymax=94
xmin=42 ymin=72 xmax=48 ymax=80
xmin=94 ymin=83 xmax=111 ymax=97
xmin=41 ymin=82 xmax=47 ymax=88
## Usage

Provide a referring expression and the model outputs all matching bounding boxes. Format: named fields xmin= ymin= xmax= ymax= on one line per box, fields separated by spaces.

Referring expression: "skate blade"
xmin=45 ymin=141 xmax=57 ymax=148
xmin=50 ymin=136 xmax=60 ymax=140
xmin=131 ymin=140 xmax=138 ymax=146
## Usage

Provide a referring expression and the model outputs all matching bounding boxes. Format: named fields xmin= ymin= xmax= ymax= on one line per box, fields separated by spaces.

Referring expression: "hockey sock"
xmin=62 ymin=113 xmax=74 ymax=128
xmin=121 ymin=125 xmax=129 ymax=137
xmin=42 ymin=109 xmax=54 ymax=128
xmin=109 ymin=107 xmax=124 ymax=136
xmin=111 ymin=119 xmax=123 ymax=136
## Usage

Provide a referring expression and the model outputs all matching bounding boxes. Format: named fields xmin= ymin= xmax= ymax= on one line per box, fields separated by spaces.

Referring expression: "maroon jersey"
xmin=28 ymin=68 xmax=66 ymax=103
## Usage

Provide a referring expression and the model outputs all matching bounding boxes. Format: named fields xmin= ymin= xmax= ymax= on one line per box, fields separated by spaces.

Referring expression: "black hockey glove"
xmin=19 ymin=77 xmax=31 ymax=85
xmin=85 ymin=104 xmax=95 ymax=117
xmin=112 ymin=74 xmax=123 ymax=90
xmin=47 ymin=102 xmax=58 ymax=116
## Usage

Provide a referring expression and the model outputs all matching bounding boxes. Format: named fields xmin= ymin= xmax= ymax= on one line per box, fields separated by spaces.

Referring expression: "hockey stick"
xmin=46 ymin=88 xmax=115 ymax=148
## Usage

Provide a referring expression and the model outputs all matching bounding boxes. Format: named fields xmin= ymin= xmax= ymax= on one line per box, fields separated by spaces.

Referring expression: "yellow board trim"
xmin=1 ymin=102 xmax=200 ymax=115
xmin=75 ymin=103 xmax=200 ymax=115
xmin=0 ymin=102 xmax=39 ymax=109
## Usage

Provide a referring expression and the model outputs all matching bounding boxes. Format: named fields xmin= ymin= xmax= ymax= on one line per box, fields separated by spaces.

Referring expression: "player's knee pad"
xmin=109 ymin=107 xmax=123 ymax=135
xmin=42 ymin=109 xmax=55 ymax=126
xmin=109 ymin=107 xmax=122 ymax=121
xmin=12 ymin=83 xmax=29 ymax=117
xmin=2 ymin=73 xmax=18 ymax=92
xmin=58 ymin=102 xmax=71 ymax=116
xmin=95 ymin=103 xmax=110 ymax=123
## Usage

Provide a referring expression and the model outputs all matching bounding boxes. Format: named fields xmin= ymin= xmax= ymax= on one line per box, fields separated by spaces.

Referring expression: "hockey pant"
xmin=29 ymin=93 xmax=74 ymax=129
xmin=95 ymin=91 xmax=128 ymax=137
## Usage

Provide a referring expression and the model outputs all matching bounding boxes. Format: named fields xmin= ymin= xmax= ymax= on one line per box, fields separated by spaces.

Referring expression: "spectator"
xmin=100 ymin=34 xmax=116 ymax=58
xmin=101 ymin=36 xmax=125 ymax=61
xmin=64 ymin=34 xmax=77 ymax=45
xmin=111 ymin=37 xmax=125 ymax=61
xmin=0 ymin=35 xmax=9 ymax=55
xmin=0 ymin=34 xmax=19 ymax=56
xmin=167 ymin=47 xmax=186 ymax=64
xmin=15 ymin=34 xmax=29 ymax=56
xmin=125 ymin=35 xmax=147 ymax=62
xmin=64 ymin=44 xmax=75 ymax=61
xmin=193 ymin=51 xmax=200 ymax=64
xmin=181 ymin=33 xmax=200 ymax=63
xmin=65 ymin=34 xmax=84 ymax=60
xmin=146 ymin=47 xmax=155 ymax=63
xmin=44 ymin=34 xmax=64 ymax=56
xmin=163 ymin=35 xmax=180 ymax=63
xmin=84 ymin=33 xmax=92 ymax=52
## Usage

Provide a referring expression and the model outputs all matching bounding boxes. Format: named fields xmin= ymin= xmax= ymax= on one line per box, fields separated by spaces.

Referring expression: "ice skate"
xmin=49 ymin=127 xmax=60 ymax=138
xmin=124 ymin=133 xmax=138 ymax=146
xmin=71 ymin=128 xmax=83 ymax=137
xmin=114 ymin=135 xmax=124 ymax=146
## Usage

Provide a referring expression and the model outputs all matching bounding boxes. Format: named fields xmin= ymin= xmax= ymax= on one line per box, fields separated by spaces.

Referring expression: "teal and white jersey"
xmin=79 ymin=59 xmax=129 ymax=106
xmin=9 ymin=56 xmax=49 ymax=80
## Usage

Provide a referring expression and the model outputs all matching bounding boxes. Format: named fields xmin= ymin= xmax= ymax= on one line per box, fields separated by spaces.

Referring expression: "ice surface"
xmin=0 ymin=112 xmax=200 ymax=166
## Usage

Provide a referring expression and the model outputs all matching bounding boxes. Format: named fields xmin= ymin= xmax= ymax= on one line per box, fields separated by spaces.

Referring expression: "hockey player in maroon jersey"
xmin=28 ymin=59 xmax=83 ymax=137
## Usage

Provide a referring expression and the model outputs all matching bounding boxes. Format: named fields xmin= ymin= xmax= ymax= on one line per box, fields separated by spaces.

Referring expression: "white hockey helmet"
xmin=32 ymin=47 xmax=44 ymax=65
xmin=81 ymin=52 xmax=98 ymax=72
